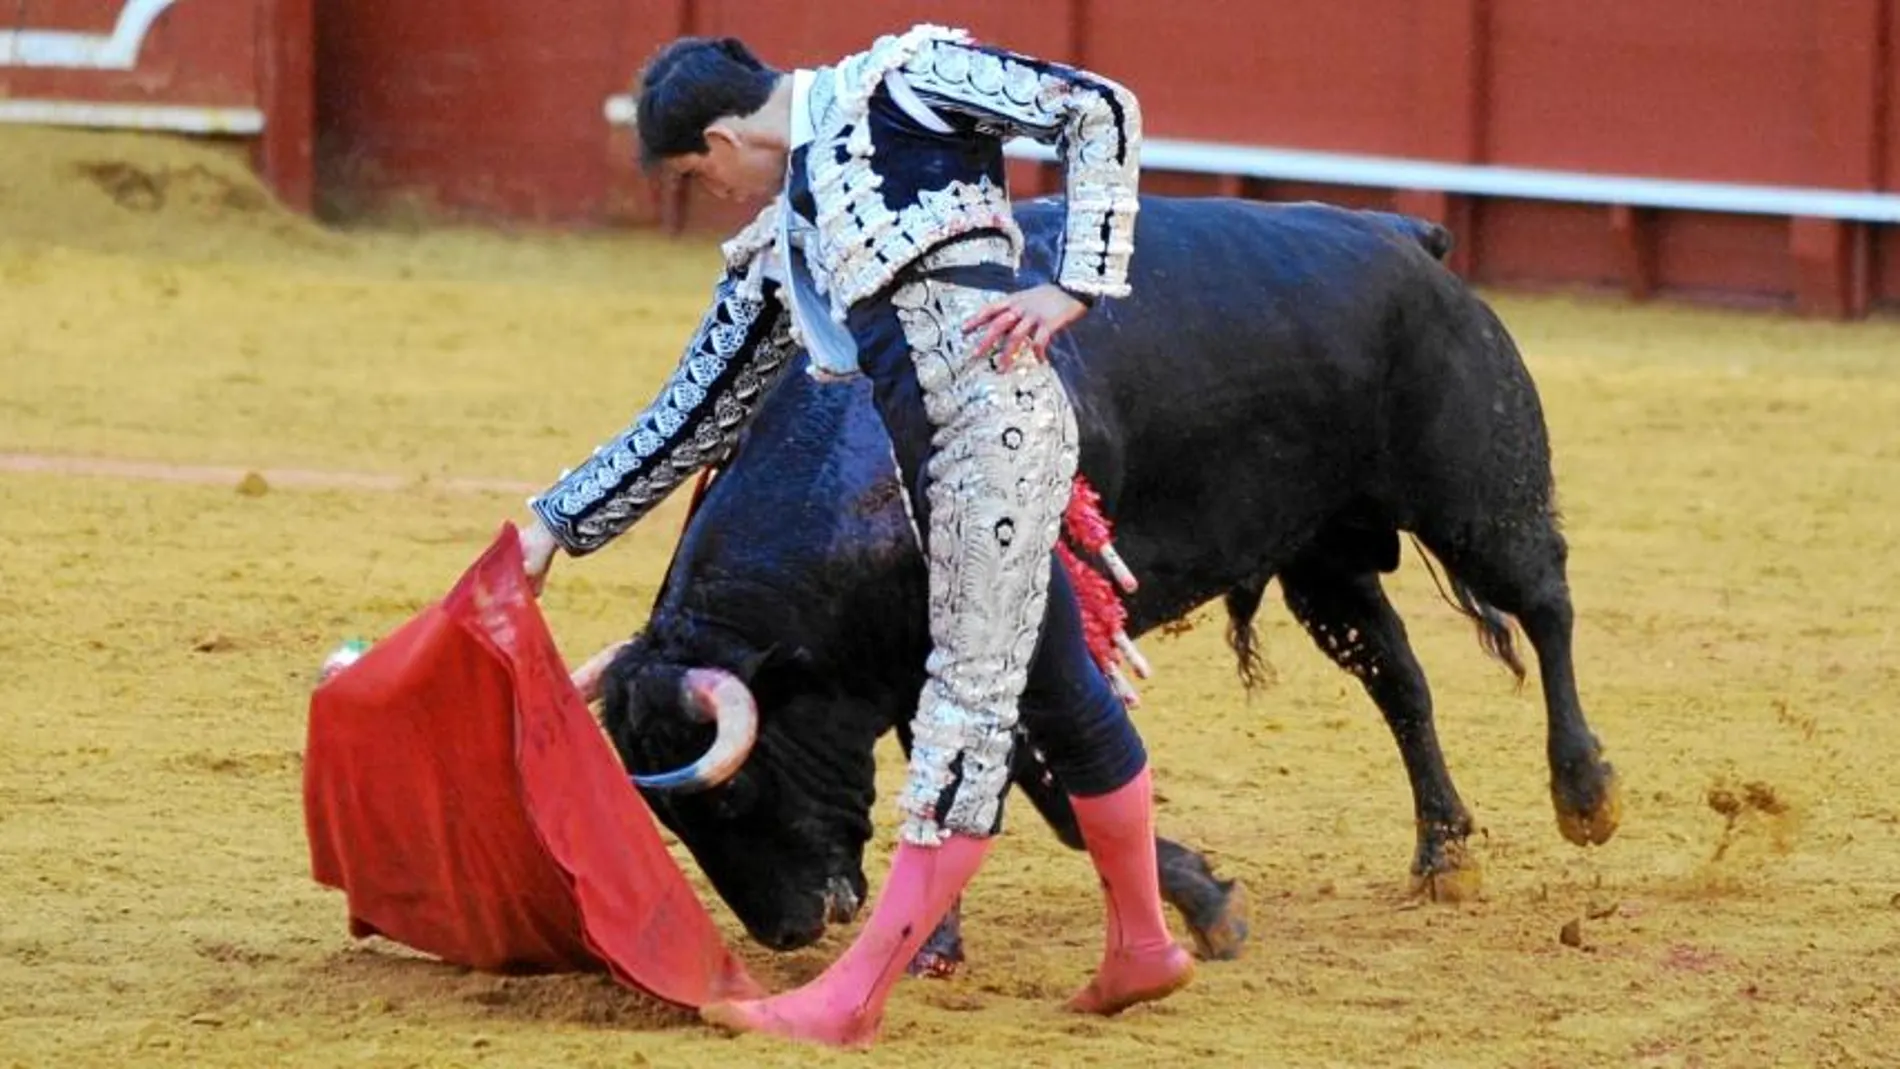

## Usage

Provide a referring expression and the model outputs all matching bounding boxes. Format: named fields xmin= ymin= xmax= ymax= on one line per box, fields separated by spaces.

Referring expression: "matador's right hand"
xmin=519 ymin=514 xmax=560 ymax=596
xmin=965 ymin=283 xmax=1090 ymax=370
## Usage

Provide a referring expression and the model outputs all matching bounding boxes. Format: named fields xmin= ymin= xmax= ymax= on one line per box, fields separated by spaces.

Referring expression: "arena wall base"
xmin=0 ymin=0 xmax=313 ymax=212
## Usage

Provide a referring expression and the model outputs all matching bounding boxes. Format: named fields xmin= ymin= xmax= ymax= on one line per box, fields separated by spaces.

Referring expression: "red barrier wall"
xmin=0 ymin=0 xmax=313 ymax=211
xmin=300 ymin=1 xmax=1898 ymax=315
xmin=313 ymin=0 xmax=679 ymax=224
xmin=1487 ymin=5 xmax=1812 ymax=186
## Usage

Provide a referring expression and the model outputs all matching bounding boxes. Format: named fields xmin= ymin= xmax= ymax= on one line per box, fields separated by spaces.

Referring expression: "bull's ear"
xmin=734 ymin=642 xmax=817 ymax=681
xmin=733 ymin=646 xmax=773 ymax=681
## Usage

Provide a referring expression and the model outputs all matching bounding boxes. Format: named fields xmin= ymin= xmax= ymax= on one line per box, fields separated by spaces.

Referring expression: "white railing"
xmin=599 ymin=91 xmax=1900 ymax=224
xmin=1004 ymin=138 xmax=1900 ymax=224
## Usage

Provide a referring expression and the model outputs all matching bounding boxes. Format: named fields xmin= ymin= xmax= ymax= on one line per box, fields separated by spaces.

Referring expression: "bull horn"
xmin=570 ymin=641 xmax=629 ymax=705
xmin=630 ymin=667 xmax=759 ymax=792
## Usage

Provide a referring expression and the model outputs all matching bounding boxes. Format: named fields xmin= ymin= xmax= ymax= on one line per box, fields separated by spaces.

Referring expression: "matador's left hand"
xmin=965 ymin=283 xmax=1089 ymax=371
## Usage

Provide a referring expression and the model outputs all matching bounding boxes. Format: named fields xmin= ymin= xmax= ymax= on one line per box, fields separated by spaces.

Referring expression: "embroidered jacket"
xmin=532 ymin=24 xmax=1142 ymax=555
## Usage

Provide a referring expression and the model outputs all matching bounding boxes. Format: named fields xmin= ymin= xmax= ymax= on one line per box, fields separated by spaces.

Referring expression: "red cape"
xmin=302 ymin=524 xmax=761 ymax=1006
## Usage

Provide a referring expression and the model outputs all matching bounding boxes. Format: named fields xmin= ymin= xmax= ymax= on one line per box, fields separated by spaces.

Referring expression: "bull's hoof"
xmin=1409 ymin=836 xmax=1483 ymax=903
xmin=1182 ymin=878 xmax=1250 ymax=961
xmin=906 ymin=947 xmax=963 ymax=979
xmin=1156 ymin=843 xmax=1251 ymax=961
xmin=907 ymin=908 xmax=965 ymax=979
xmin=1554 ymin=762 xmax=1623 ymax=847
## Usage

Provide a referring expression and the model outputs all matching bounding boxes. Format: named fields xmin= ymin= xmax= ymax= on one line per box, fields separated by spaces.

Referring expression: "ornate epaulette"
xmin=720 ymin=200 xmax=780 ymax=272
xmin=832 ymin=24 xmax=971 ymax=118
xmin=806 ymin=24 xmax=1026 ymax=317
xmin=719 ymin=200 xmax=781 ymax=301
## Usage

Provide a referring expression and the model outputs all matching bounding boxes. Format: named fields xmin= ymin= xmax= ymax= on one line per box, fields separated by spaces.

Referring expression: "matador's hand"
xmin=520 ymin=514 xmax=559 ymax=596
xmin=965 ymin=283 xmax=1089 ymax=371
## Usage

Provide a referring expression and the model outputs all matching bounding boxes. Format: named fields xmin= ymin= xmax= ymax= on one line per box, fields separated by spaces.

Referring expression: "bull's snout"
xmin=824 ymin=875 xmax=862 ymax=925
xmin=749 ymin=879 xmax=863 ymax=952
xmin=755 ymin=922 xmax=823 ymax=951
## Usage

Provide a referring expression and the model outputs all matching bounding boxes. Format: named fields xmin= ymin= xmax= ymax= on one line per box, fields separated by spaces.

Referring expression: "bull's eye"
xmin=1001 ymin=426 xmax=1024 ymax=450
xmin=995 ymin=518 xmax=1016 ymax=546
xmin=710 ymin=773 xmax=760 ymax=819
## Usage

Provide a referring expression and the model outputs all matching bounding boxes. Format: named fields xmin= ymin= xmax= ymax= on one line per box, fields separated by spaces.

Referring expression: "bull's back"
xmin=1015 ymin=197 xmax=1456 ymax=624
xmin=665 ymin=196 xmax=1469 ymax=650
xmin=1025 ymin=197 xmax=1453 ymax=461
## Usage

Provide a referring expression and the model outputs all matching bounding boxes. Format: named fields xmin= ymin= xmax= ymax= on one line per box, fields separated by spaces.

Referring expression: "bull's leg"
xmin=1155 ymin=839 xmax=1250 ymax=961
xmin=909 ymin=897 xmax=966 ymax=978
xmin=1416 ymin=518 xmax=1620 ymax=848
xmin=1279 ymin=561 xmax=1482 ymax=900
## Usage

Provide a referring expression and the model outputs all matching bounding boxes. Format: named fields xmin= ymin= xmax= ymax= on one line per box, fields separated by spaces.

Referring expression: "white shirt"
xmin=771 ymin=69 xmax=860 ymax=379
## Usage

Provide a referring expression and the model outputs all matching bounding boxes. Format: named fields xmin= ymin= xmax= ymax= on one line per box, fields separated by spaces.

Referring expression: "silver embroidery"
xmin=914 ymin=234 xmax=1017 ymax=272
xmin=793 ymin=25 xmax=1139 ymax=316
xmin=887 ymin=275 xmax=1081 ymax=846
xmin=531 ymin=282 xmax=797 ymax=554
xmin=720 ymin=201 xmax=780 ymax=269
xmin=799 ymin=26 xmax=1030 ymax=318
xmin=900 ymin=38 xmax=1142 ymax=300
xmin=720 ymin=201 xmax=783 ymax=302
xmin=809 ymin=162 xmax=1024 ymax=317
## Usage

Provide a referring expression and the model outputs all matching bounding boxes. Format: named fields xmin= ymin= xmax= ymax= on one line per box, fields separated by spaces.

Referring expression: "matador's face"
xmin=666 ymin=124 xmax=785 ymax=204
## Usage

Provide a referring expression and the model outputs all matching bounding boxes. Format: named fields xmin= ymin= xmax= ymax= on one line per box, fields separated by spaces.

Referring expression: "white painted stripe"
xmin=1006 ymin=138 xmax=1900 ymax=223
xmin=0 ymin=99 xmax=264 ymax=134
xmin=0 ymin=0 xmax=179 ymax=69
xmin=0 ymin=453 xmax=539 ymax=496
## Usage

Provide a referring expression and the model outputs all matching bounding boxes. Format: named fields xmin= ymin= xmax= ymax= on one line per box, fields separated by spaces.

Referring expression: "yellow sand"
xmin=3 ymin=127 xmax=1899 ymax=1068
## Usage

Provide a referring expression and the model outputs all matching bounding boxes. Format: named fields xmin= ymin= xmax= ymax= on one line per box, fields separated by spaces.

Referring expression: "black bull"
xmin=594 ymin=195 xmax=1622 ymax=957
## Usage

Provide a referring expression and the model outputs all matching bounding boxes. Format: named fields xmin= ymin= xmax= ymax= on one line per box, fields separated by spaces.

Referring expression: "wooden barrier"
xmin=298 ymin=1 xmax=1900 ymax=316
xmin=0 ymin=0 xmax=313 ymax=211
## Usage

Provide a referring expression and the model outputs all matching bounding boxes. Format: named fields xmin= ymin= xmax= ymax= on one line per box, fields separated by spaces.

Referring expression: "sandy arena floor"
xmin=2 ymin=128 xmax=1898 ymax=1068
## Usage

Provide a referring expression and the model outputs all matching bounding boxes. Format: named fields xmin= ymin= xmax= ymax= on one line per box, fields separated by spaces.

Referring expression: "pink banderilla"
xmin=1059 ymin=475 xmax=1151 ymax=707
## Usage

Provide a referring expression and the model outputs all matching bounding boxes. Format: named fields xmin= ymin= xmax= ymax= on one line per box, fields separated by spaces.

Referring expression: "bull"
xmin=583 ymin=195 xmax=1621 ymax=963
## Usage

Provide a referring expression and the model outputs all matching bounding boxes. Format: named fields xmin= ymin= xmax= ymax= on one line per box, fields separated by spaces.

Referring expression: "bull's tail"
xmin=1221 ymin=578 xmax=1276 ymax=692
xmin=1223 ymin=552 xmax=1523 ymax=691
xmin=1408 ymin=535 xmax=1528 ymax=687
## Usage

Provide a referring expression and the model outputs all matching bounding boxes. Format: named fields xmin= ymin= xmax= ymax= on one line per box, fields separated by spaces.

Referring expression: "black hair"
xmin=634 ymin=37 xmax=781 ymax=171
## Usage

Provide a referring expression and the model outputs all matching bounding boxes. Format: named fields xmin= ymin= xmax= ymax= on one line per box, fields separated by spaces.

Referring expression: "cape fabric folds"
xmin=301 ymin=524 xmax=760 ymax=1008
